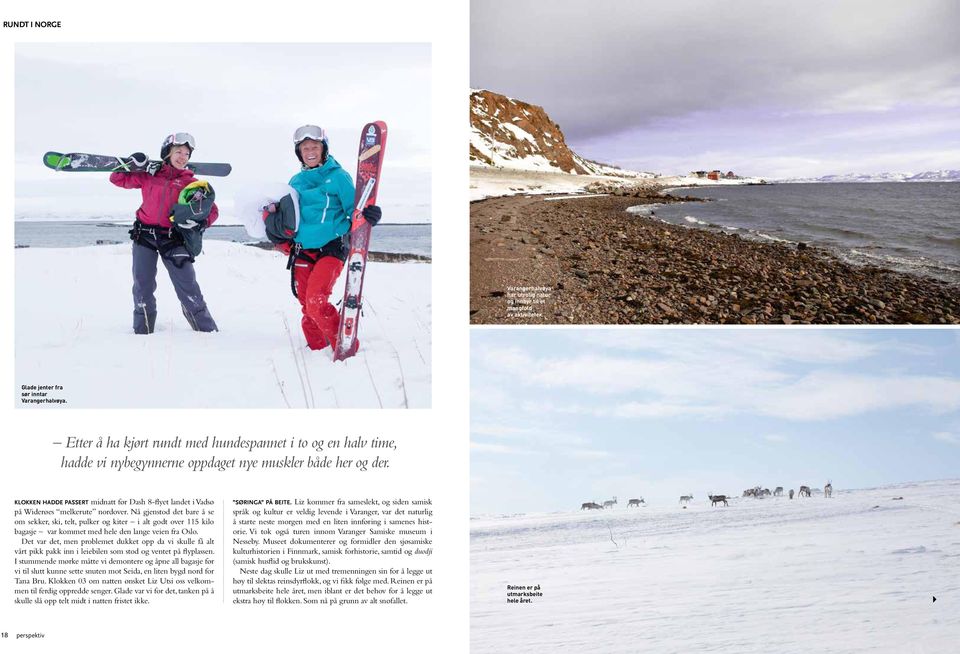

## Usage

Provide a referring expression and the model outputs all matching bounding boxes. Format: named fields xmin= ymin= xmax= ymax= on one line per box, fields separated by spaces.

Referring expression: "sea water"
xmin=14 ymin=220 xmax=431 ymax=257
xmin=653 ymin=183 xmax=960 ymax=283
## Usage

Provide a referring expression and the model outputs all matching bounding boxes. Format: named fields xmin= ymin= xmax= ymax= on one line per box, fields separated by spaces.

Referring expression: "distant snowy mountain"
xmin=470 ymin=89 xmax=654 ymax=178
xmin=905 ymin=169 xmax=960 ymax=182
xmin=778 ymin=170 xmax=960 ymax=183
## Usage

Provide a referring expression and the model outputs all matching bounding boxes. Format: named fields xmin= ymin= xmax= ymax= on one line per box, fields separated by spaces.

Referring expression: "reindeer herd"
xmin=580 ymin=482 xmax=834 ymax=510
xmin=742 ymin=482 xmax=831 ymax=500
xmin=581 ymin=496 xmax=647 ymax=510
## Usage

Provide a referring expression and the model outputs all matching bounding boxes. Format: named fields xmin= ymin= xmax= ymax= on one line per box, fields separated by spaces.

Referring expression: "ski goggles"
xmin=293 ymin=125 xmax=327 ymax=145
xmin=163 ymin=132 xmax=196 ymax=150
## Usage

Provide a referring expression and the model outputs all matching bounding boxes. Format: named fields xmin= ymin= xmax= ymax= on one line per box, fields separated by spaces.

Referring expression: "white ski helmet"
xmin=293 ymin=125 xmax=328 ymax=164
xmin=161 ymin=132 xmax=196 ymax=161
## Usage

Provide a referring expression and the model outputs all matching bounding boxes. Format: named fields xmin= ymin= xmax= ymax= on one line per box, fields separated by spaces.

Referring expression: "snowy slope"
xmin=472 ymin=479 xmax=959 ymax=653
xmin=15 ymin=241 xmax=430 ymax=408
xmin=470 ymin=89 xmax=654 ymax=179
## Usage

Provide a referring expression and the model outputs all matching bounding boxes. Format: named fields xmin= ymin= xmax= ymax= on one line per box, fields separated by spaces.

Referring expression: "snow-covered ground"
xmin=470 ymin=167 xmax=767 ymax=202
xmin=470 ymin=166 xmax=604 ymax=201
xmin=15 ymin=241 xmax=430 ymax=408
xmin=658 ymin=174 xmax=769 ymax=187
xmin=472 ymin=479 xmax=959 ymax=653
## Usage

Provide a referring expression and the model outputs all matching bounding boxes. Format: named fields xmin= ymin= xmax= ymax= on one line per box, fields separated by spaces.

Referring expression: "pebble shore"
xmin=470 ymin=192 xmax=959 ymax=324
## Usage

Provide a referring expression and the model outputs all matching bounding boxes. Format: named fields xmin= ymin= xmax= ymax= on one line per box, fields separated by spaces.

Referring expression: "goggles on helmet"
xmin=163 ymin=132 xmax=196 ymax=150
xmin=293 ymin=125 xmax=328 ymax=145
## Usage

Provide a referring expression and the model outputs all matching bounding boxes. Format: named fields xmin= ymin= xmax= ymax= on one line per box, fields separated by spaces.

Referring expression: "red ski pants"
xmin=292 ymin=255 xmax=344 ymax=350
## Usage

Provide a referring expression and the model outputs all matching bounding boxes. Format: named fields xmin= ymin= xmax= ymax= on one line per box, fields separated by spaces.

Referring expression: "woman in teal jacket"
xmin=278 ymin=125 xmax=381 ymax=354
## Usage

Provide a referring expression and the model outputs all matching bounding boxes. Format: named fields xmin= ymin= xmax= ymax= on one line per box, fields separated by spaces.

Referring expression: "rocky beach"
xmin=470 ymin=190 xmax=960 ymax=325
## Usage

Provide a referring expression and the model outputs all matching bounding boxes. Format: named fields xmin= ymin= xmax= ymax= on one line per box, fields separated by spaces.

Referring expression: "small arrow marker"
xmin=932 ymin=596 xmax=937 ymax=603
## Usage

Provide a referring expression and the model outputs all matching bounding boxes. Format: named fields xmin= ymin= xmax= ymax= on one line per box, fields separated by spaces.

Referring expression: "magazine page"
xmin=469 ymin=0 xmax=959 ymax=652
xmin=2 ymin=1 xmax=469 ymax=651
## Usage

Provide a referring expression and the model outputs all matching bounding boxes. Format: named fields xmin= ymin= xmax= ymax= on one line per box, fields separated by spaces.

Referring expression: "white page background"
xmin=0 ymin=1 xmax=470 ymax=650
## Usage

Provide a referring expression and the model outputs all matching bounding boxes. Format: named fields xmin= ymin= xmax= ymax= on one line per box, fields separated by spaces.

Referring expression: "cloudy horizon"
xmin=471 ymin=0 xmax=960 ymax=178
xmin=471 ymin=329 xmax=960 ymax=515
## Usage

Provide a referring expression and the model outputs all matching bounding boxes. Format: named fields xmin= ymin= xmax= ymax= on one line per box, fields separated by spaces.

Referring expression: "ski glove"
xmin=362 ymin=205 xmax=382 ymax=226
xmin=145 ymin=160 xmax=163 ymax=176
xmin=124 ymin=152 xmax=149 ymax=171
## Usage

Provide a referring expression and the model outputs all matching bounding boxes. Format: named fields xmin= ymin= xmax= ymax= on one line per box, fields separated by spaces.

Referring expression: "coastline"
xmin=470 ymin=192 xmax=959 ymax=324
xmin=14 ymin=220 xmax=432 ymax=261
xmin=655 ymin=182 xmax=960 ymax=285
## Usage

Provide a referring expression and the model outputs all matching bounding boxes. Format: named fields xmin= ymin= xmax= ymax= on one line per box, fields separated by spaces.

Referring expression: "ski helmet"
xmin=293 ymin=125 xmax=328 ymax=165
xmin=160 ymin=132 xmax=196 ymax=161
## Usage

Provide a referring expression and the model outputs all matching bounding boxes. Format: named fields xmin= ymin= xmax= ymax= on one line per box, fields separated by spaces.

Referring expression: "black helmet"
xmin=160 ymin=132 xmax=196 ymax=161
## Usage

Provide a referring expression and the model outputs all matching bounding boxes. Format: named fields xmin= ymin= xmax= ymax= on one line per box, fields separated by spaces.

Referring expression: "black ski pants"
xmin=131 ymin=233 xmax=218 ymax=333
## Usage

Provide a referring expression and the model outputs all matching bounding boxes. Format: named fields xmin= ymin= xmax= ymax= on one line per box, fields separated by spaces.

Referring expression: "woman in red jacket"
xmin=110 ymin=133 xmax=219 ymax=334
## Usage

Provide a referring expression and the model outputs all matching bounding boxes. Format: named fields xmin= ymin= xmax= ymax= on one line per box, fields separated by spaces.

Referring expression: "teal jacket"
xmin=288 ymin=155 xmax=355 ymax=249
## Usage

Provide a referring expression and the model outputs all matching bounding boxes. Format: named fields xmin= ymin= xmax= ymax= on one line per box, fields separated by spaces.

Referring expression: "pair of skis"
xmin=43 ymin=151 xmax=232 ymax=177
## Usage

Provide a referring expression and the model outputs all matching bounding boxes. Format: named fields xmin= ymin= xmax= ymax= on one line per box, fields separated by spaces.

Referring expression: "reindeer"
xmin=788 ymin=489 xmax=795 ymax=499
xmin=602 ymin=496 xmax=618 ymax=509
xmin=709 ymin=494 xmax=729 ymax=506
xmin=743 ymin=488 xmax=757 ymax=498
xmin=581 ymin=502 xmax=603 ymax=510
xmin=761 ymin=488 xmax=772 ymax=497
xmin=824 ymin=482 xmax=833 ymax=498
xmin=774 ymin=487 xmax=784 ymax=497
xmin=627 ymin=498 xmax=645 ymax=507
xmin=679 ymin=495 xmax=693 ymax=505
xmin=798 ymin=485 xmax=812 ymax=498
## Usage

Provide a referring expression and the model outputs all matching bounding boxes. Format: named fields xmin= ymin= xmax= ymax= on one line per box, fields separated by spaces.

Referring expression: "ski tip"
xmin=43 ymin=152 xmax=69 ymax=170
xmin=363 ymin=121 xmax=387 ymax=136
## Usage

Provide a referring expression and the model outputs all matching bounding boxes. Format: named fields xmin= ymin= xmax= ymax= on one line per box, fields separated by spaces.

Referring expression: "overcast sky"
xmin=471 ymin=0 xmax=960 ymax=178
xmin=471 ymin=329 xmax=960 ymax=515
xmin=16 ymin=43 xmax=431 ymax=222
